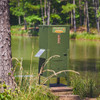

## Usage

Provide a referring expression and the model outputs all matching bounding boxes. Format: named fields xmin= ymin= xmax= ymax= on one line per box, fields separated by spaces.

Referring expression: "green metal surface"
xmin=39 ymin=25 xmax=70 ymax=77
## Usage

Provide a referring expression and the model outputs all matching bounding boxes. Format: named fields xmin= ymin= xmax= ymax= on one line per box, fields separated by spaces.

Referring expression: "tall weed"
xmin=69 ymin=74 xmax=97 ymax=98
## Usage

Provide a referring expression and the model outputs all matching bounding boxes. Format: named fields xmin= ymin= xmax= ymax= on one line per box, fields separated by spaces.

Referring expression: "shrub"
xmin=69 ymin=75 xmax=97 ymax=98
xmin=70 ymin=33 xmax=77 ymax=39
xmin=0 ymin=83 xmax=18 ymax=100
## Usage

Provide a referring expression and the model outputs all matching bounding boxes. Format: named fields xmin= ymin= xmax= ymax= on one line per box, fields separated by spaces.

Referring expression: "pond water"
xmin=70 ymin=40 xmax=100 ymax=91
xmin=11 ymin=36 xmax=100 ymax=91
xmin=11 ymin=36 xmax=39 ymax=76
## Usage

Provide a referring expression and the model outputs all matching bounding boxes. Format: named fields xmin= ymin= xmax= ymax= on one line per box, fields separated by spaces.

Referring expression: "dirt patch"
xmin=70 ymin=26 xmax=97 ymax=34
xmin=70 ymin=26 xmax=87 ymax=33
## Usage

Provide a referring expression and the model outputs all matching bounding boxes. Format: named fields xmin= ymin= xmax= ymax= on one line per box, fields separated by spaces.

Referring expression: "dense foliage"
xmin=9 ymin=0 xmax=100 ymax=34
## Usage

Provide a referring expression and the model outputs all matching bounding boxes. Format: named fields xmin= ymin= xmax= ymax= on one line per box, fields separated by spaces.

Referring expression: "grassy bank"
xmin=11 ymin=25 xmax=28 ymax=36
xmin=70 ymin=32 xmax=100 ymax=41
xmin=11 ymin=25 xmax=100 ymax=41
xmin=11 ymin=25 xmax=39 ymax=36
xmin=68 ymin=74 xmax=98 ymax=98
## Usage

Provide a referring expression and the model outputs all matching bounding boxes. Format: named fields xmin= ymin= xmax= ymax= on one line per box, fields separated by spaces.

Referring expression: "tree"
xmin=62 ymin=2 xmax=76 ymax=30
xmin=47 ymin=0 xmax=50 ymax=25
xmin=51 ymin=14 xmax=61 ymax=24
xmin=73 ymin=0 xmax=76 ymax=32
xmin=10 ymin=0 xmax=40 ymax=29
xmin=0 ymin=0 xmax=15 ymax=90
xmin=83 ymin=0 xmax=87 ymax=26
xmin=10 ymin=0 xmax=24 ymax=25
xmin=9 ymin=0 xmax=100 ymax=34
xmin=79 ymin=0 xmax=82 ymax=25
xmin=86 ymin=0 xmax=90 ymax=33
xmin=44 ymin=0 xmax=47 ymax=24
xmin=40 ymin=0 xmax=44 ymax=25
xmin=93 ymin=0 xmax=100 ymax=34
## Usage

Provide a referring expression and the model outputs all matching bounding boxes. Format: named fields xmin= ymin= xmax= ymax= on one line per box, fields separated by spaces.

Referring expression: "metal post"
xmin=57 ymin=77 xmax=60 ymax=85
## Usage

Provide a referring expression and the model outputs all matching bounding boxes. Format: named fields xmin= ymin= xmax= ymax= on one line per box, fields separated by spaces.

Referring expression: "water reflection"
xmin=70 ymin=40 xmax=100 ymax=72
xmin=11 ymin=37 xmax=100 ymax=74
xmin=11 ymin=36 xmax=39 ymax=75
xmin=70 ymin=40 xmax=100 ymax=92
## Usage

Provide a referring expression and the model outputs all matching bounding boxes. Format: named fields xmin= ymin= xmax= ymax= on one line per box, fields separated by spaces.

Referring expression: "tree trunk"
xmin=71 ymin=11 xmax=73 ymax=26
xmin=44 ymin=0 xmax=47 ymax=17
xmin=73 ymin=0 xmax=76 ymax=32
xmin=86 ymin=0 xmax=90 ymax=33
xmin=47 ymin=0 xmax=50 ymax=25
xmin=0 ymin=0 xmax=15 ymax=90
xmin=18 ymin=0 xmax=21 ymax=25
xmin=92 ymin=0 xmax=96 ymax=19
xmin=44 ymin=0 xmax=47 ymax=25
xmin=40 ymin=0 xmax=44 ymax=25
xmin=94 ymin=0 xmax=100 ymax=34
xmin=84 ymin=1 xmax=87 ymax=26
xmin=18 ymin=16 xmax=21 ymax=25
xmin=24 ymin=14 xmax=27 ymax=30
xmin=79 ymin=0 xmax=82 ymax=25
xmin=97 ymin=0 xmax=100 ymax=35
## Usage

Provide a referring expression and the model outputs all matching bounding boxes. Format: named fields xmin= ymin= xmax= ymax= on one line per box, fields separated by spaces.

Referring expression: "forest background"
xmin=9 ymin=0 xmax=100 ymax=35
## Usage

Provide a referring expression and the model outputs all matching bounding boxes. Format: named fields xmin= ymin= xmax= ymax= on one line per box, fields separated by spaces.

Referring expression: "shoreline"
xmin=11 ymin=33 xmax=100 ymax=42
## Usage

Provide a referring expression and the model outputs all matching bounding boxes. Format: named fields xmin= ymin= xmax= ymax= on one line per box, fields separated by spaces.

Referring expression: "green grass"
xmin=0 ymin=83 xmax=57 ymax=100
xmin=68 ymin=74 xmax=98 ymax=98
xmin=70 ymin=33 xmax=100 ymax=40
xmin=0 ymin=57 xmax=58 ymax=100
xmin=0 ymin=55 xmax=79 ymax=100
xmin=11 ymin=25 xmax=39 ymax=36
xmin=11 ymin=25 xmax=28 ymax=35
xmin=0 ymin=58 xmax=99 ymax=100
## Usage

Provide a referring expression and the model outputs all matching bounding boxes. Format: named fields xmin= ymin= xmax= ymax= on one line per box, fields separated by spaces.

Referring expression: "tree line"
xmin=9 ymin=0 xmax=100 ymax=34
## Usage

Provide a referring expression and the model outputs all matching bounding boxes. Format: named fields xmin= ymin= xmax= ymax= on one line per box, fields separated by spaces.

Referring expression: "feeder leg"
xmin=39 ymin=75 xmax=41 ymax=84
xmin=57 ymin=77 xmax=60 ymax=84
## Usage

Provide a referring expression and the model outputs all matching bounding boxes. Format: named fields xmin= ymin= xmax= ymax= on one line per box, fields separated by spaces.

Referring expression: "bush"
xmin=70 ymin=33 xmax=77 ymax=39
xmin=69 ymin=75 xmax=97 ymax=98
xmin=0 ymin=79 xmax=57 ymax=100
xmin=0 ymin=83 xmax=18 ymax=100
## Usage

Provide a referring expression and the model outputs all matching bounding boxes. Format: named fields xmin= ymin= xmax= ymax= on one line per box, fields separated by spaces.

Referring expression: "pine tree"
xmin=0 ymin=0 xmax=15 ymax=90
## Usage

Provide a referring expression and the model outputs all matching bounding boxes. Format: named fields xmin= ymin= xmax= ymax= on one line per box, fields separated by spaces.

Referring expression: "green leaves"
xmin=25 ymin=15 xmax=42 ymax=23
xmin=9 ymin=0 xmax=40 ymax=17
xmin=56 ymin=0 xmax=61 ymax=3
xmin=50 ymin=14 xmax=61 ymax=24
xmin=24 ymin=2 xmax=40 ymax=11
xmin=97 ymin=8 xmax=100 ymax=18
xmin=0 ymin=83 xmax=18 ymax=100
xmin=62 ymin=3 xmax=76 ymax=13
xmin=10 ymin=6 xmax=25 ymax=16
xmin=9 ymin=0 xmax=25 ymax=16
xmin=51 ymin=14 xmax=61 ymax=20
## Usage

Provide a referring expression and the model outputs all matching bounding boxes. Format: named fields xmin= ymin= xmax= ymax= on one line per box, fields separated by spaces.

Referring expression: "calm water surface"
xmin=11 ymin=36 xmax=100 ymax=88
xmin=70 ymin=40 xmax=100 ymax=88
xmin=11 ymin=36 xmax=39 ymax=75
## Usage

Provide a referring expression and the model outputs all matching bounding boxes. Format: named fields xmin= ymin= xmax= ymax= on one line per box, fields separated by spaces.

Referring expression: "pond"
xmin=11 ymin=36 xmax=100 ymax=92
xmin=11 ymin=36 xmax=39 ymax=76
xmin=70 ymin=40 xmax=100 ymax=93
